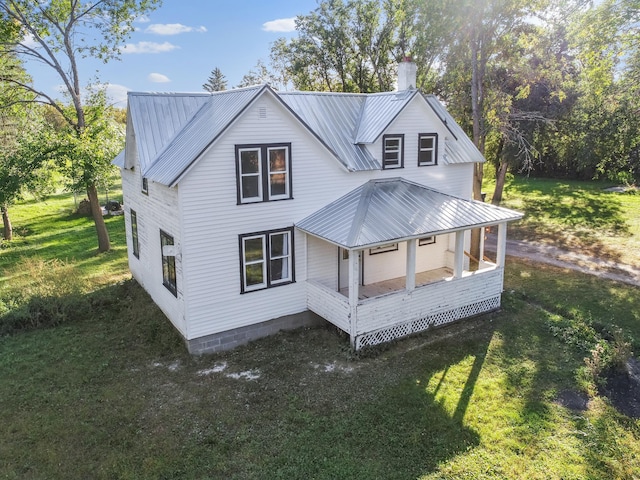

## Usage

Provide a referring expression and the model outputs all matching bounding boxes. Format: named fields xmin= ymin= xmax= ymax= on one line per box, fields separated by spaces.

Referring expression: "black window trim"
xmin=382 ymin=134 xmax=404 ymax=169
xmin=418 ymin=133 xmax=438 ymax=167
xmin=235 ymin=143 xmax=292 ymax=205
xmin=160 ymin=229 xmax=177 ymax=297
xmin=131 ymin=209 xmax=140 ymax=259
xmin=418 ymin=236 xmax=436 ymax=246
xmin=239 ymin=226 xmax=295 ymax=293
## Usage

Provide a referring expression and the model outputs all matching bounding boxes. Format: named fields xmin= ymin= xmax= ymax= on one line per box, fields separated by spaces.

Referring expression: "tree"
xmin=236 ymin=59 xmax=279 ymax=89
xmin=270 ymin=0 xmax=405 ymax=93
xmin=203 ymin=67 xmax=227 ymax=92
xmin=0 ymin=0 xmax=160 ymax=252
xmin=0 ymin=40 xmax=36 ymax=240
xmin=0 ymin=112 xmax=57 ymax=240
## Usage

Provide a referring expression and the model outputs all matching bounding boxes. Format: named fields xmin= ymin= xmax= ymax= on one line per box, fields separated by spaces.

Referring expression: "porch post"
xmin=479 ymin=227 xmax=485 ymax=265
xmin=406 ymin=238 xmax=416 ymax=291
xmin=496 ymin=222 xmax=507 ymax=267
xmin=348 ymin=249 xmax=360 ymax=347
xmin=454 ymin=230 xmax=465 ymax=278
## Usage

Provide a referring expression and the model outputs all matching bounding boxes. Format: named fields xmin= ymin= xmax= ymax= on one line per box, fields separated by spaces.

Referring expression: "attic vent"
xmin=258 ymin=105 xmax=267 ymax=119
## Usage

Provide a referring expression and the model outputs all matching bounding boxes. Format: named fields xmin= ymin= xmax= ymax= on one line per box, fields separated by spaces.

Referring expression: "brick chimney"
xmin=397 ymin=56 xmax=417 ymax=91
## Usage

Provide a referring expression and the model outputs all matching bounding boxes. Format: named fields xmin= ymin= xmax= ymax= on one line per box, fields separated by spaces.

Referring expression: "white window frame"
xmin=238 ymin=147 xmax=263 ymax=204
xmin=383 ymin=134 xmax=404 ymax=169
xmin=240 ymin=228 xmax=294 ymax=293
xmin=236 ymin=144 xmax=292 ymax=204
xmin=418 ymin=133 xmax=438 ymax=166
xmin=241 ymin=234 xmax=267 ymax=292
xmin=267 ymin=146 xmax=290 ymax=200
xmin=160 ymin=230 xmax=177 ymax=297
xmin=131 ymin=209 xmax=140 ymax=259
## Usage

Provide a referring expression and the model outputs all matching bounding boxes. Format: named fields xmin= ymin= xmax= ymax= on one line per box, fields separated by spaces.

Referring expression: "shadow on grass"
xmin=506 ymin=179 xmax=630 ymax=262
xmin=0 ymin=283 xmax=491 ymax=479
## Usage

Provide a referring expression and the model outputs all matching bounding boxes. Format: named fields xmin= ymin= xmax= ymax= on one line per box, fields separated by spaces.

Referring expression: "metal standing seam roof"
xmin=295 ymin=178 xmax=523 ymax=249
xmin=112 ymin=149 xmax=125 ymax=168
xmin=120 ymin=85 xmax=487 ymax=186
xmin=144 ymin=85 xmax=267 ymax=186
xmin=423 ymin=94 xmax=486 ymax=165
xmin=353 ymin=89 xmax=417 ymax=144
xmin=127 ymin=92 xmax=210 ymax=173
xmin=278 ymin=91 xmax=380 ymax=171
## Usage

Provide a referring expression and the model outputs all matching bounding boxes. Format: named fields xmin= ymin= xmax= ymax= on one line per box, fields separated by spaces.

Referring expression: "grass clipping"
xmin=0 ymin=257 xmax=89 ymax=335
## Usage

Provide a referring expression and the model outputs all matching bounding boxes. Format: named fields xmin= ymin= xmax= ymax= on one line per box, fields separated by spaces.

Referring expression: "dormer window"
xmin=382 ymin=134 xmax=404 ymax=169
xmin=418 ymin=133 xmax=438 ymax=166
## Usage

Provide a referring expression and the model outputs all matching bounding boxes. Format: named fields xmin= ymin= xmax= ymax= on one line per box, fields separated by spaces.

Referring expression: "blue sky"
xmin=26 ymin=0 xmax=319 ymax=107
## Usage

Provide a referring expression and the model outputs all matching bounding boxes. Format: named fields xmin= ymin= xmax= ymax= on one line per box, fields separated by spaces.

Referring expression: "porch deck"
xmin=339 ymin=267 xmax=453 ymax=300
xmin=307 ymin=265 xmax=504 ymax=350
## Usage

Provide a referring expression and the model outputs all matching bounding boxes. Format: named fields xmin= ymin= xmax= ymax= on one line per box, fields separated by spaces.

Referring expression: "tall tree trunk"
xmin=87 ymin=183 xmax=110 ymax=252
xmin=1 ymin=205 xmax=12 ymax=241
xmin=492 ymin=161 xmax=509 ymax=205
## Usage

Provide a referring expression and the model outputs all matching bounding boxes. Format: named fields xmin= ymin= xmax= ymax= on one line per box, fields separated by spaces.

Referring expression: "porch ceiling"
xmin=295 ymin=178 xmax=523 ymax=249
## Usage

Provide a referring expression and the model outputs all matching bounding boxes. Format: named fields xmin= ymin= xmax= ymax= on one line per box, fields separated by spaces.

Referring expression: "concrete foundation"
xmin=186 ymin=310 xmax=325 ymax=355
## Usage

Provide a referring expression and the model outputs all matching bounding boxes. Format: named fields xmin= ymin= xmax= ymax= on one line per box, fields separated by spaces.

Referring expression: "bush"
xmin=0 ymin=257 xmax=90 ymax=335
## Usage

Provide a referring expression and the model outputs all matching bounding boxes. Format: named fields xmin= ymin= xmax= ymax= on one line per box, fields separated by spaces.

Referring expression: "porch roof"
xmin=295 ymin=178 xmax=523 ymax=249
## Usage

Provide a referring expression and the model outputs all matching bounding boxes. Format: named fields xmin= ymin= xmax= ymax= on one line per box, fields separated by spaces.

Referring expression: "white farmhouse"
xmin=115 ymin=62 xmax=522 ymax=354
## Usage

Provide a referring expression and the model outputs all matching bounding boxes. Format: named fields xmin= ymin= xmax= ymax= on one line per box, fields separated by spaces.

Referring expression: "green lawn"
xmin=483 ymin=176 xmax=640 ymax=267
xmin=0 ymin=180 xmax=639 ymax=479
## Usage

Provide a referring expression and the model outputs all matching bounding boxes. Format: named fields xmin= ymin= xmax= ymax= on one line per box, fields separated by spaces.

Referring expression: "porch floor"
xmin=339 ymin=267 xmax=453 ymax=300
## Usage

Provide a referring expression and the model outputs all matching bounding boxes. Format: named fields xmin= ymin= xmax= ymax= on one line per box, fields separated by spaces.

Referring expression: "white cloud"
xmin=135 ymin=14 xmax=151 ymax=23
xmin=103 ymin=83 xmax=130 ymax=106
xmin=21 ymin=33 xmax=40 ymax=50
xmin=148 ymin=72 xmax=171 ymax=83
xmin=145 ymin=23 xmax=207 ymax=35
xmin=262 ymin=18 xmax=296 ymax=32
xmin=121 ymin=41 xmax=179 ymax=54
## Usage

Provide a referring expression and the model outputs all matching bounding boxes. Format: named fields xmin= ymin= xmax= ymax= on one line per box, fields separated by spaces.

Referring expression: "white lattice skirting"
xmin=355 ymin=295 xmax=501 ymax=350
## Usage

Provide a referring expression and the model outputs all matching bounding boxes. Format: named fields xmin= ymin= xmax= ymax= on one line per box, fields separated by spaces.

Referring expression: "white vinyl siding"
xmin=158 ymin=92 xmax=479 ymax=340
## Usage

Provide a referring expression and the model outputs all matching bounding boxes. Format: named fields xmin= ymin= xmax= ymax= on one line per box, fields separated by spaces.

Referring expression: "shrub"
xmin=0 ymin=257 xmax=90 ymax=335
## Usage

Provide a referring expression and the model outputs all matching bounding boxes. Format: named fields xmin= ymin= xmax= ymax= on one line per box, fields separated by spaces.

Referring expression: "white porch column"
xmin=479 ymin=227 xmax=485 ymax=265
xmin=454 ymin=230 xmax=465 ymax=278
xmin=406 ymin=238 xmax=416 ymax=291
xmin=496 ymin=222 xmax=507 ymax=267
xmin=348 ymin=249 xmax=360 ymax=347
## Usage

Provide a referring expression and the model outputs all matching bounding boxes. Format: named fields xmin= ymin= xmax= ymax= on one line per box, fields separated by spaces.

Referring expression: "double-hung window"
xmin=160 ymin=230 xmax=177 ymax=296
xmin=141 ymin=176 xmax=149 ymax=194
xmin=240 ymin=227 xmax=294 ymax=292
xmin=236 ymin=144 xmax=291 ymax=204
xmin=418 ymin=133 xmax=438 ymax=166
xmin=382 ymin=134 xmax=404 ymax=169
xmin=131 ymin=209 xmax=140 ymax=259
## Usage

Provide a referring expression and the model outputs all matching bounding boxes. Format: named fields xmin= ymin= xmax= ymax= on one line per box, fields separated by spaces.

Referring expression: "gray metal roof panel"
xmin=128 ymin=92 xmax=210 ymax=173
xmin=354 ymin=90 xmax=416 ymax=144
xmin=423 ymin=94 xmax=485 ymax=164
xmin=296 ymin=178 xmax=522 ymax=248
xmin=144 ymin=85 xmax=266 ymax=185
xmin=112 ymin=149 xmax=125 ymax=168
xmin=278 ymin=92 xmax=380 ymax=171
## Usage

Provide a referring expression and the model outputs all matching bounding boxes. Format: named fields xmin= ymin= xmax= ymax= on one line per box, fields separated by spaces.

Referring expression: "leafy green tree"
xmin=203 ymin=67 xmax=227 ymax=92
xmin=0 ymin=0 xmax=160 ymax=252
xmin=0 ymin=40 xmax=36 ymax=240
xmin=270 ymin=0 xmax=405 ymax=93
xmin=0 ymin=113 xmax=57 ymax=240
